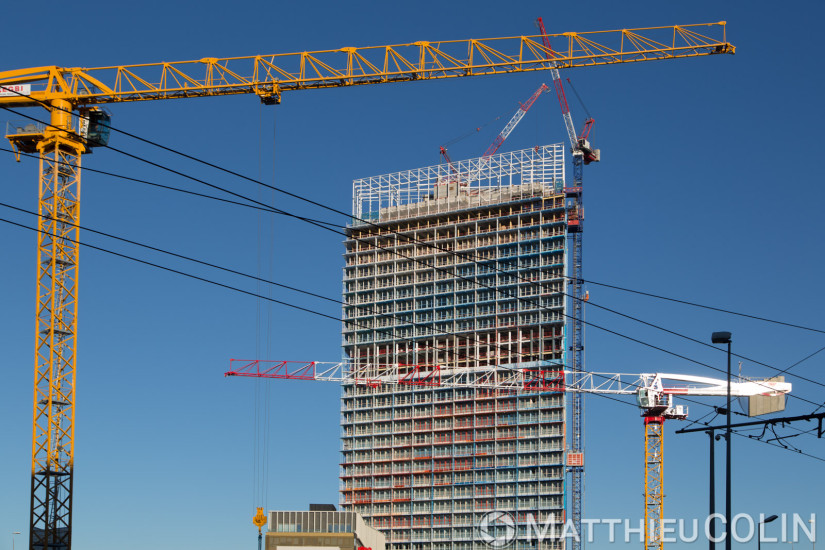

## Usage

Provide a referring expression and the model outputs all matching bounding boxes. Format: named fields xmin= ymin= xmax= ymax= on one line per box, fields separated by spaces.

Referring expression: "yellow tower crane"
xmin=0 ymin=23 xmax=733 ymax=550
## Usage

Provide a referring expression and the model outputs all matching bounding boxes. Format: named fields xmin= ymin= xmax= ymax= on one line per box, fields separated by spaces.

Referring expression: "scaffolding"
xmin=353 ymin=145 xmax=565 ymax=223
xmin=341 ymin=145 xmax=569 ymax=550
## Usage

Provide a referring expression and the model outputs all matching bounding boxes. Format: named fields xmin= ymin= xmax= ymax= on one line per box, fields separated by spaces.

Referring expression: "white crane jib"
xmin=224 ymin=360 xmax=791 ymax=419
xmin=636 ymin=372 xmax=792 ymax=420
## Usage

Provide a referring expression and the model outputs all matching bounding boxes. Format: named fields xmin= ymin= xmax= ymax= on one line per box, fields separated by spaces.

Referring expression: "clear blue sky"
xmin=0 ymin=1 xmax=822 ymax=549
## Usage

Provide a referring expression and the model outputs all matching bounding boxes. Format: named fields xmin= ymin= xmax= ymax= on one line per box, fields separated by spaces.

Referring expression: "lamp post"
xmin=712 ymin=331 xmax=732 ymax=550
xmin=708 ymin=429 xmax=716 ymax=550
xmin=759 ymin=515 xmax=778 ymax=550
xmin=11 ymin=532 xmax=20 ymax=550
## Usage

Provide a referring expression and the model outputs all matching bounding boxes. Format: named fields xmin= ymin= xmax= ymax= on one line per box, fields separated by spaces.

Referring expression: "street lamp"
xmin=759 ymin=515 xmax=778 ymax=550
xmin=11 ymin=532 xmax=21 ymax=550
xmin=712 ymin=331 xmax=733 ymax=550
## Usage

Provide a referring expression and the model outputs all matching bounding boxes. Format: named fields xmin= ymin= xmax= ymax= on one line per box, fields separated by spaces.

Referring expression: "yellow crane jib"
xmin=0 ymin=22 xmax=733 ymax=108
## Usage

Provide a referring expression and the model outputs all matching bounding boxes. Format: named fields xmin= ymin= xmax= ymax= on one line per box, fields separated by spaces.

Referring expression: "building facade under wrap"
xmin=340 ymin=145 xmax=569 ymax=550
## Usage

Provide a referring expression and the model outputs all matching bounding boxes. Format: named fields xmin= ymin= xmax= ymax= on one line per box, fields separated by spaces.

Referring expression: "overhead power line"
xmin=579 ymin=277 xmax=825 ymax=336
xmin=3 ymin=211 xmax=822 ymax=463
xmin=7 ymin=194 xmax=825 ymax=424
xmin=4 ymin=102 xmax=823 ymax=404
xmin=4 ymin=143 xmax=824 ymax=364
xmin=0 ymin=147 xmax=342 ymax=227
xmin=0 ymin=211 xmax=623 ymax=399
xmin=4 ymin=108 xmax=824 ymax=410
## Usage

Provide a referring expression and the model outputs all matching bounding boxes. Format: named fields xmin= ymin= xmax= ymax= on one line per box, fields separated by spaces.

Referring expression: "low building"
xmin=267 ymin=509 xmax=385 ymax=550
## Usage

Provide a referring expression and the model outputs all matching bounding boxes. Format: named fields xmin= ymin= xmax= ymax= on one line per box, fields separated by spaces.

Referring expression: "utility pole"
xmin=711 ymin=331 xmax=733 ymax=550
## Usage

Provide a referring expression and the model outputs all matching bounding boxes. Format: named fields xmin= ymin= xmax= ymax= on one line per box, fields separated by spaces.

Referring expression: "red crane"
xmin=536 ymin=16 xmax=599 ymax=164
xmin=439 ymin=83 xmax=549 ymax=184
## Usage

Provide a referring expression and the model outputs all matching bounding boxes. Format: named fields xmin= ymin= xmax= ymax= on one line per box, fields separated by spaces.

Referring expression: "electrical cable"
xmin=5 ymin=99 xmax=824 ymax=411
xmin=60 ymin=112 xmax=825 ymax=398
xmin=6 ymin=205 xmax=732 ymax=435
xmin=578 ymin=277 xmax=825 ymax=336
xmin=4 ymin=212 xmax=821 ymax=464
xmin=4 ymin=199 xmax=820 ymax=432
xmin=708 ymin=422 xmax=825 ymax=463
xmin=0 ymin=145 xmax=338 ymax=226
xmin=0 ymin=212 xmax=627 ymax=401
xmin=8 ymin=106 xmax=824 ymax=373
xmin=0 ymin=200 xmax=340 ymax=306
xmin=8 ymin=90 xmax=825 ymax=342
xmin=8 ymin=193 xmax=821 ymax=417
xmin=5 ymin=200 xmax=817 ymax=437
xmin=11 ymin=134 xmax=825 ymax=406
xmin=0 ymin=201 xmax=578 ymax=391
xmin=0 ymin=108 xmax=350 ymax=236
xmin=3 ymin=145 xmax=822 ymax=393
xmin=776 ymin=344 xmax=825 ymax=376
xmin=4 ymin=131 xmax=823 ymax=406
xmin=568 ymin=293 xmax=825 ymax=391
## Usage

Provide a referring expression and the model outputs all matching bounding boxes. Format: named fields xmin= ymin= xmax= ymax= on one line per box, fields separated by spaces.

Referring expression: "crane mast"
xmin=4 ymin=101 xmax=112 ymax=550
xmin=536 ymin=17 xmax=600 ymax=550
xmin=27 ymin=101 xmax=83 ymax=550
xmin=0 ymin=22 xmax=734 ymax=550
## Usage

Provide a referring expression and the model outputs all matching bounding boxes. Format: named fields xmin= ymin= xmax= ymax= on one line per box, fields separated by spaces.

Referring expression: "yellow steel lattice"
xmin=0 ymin=23 xmax=732 ymax=107
xmin=644 ymin=419 xmax=665 ymax=550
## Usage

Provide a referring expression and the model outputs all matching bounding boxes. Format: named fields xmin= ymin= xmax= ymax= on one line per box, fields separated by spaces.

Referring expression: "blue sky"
xmin=0 ymin=1 xmax=822 ymax=549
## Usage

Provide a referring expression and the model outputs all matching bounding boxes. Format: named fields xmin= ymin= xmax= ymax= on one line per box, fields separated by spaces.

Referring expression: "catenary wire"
xmin=3 ymin=144 xmax=823 ymax=394
xmin=0 ymin=146 xmax=343 ymax=228
xmin=4 ymin=180 xmax=819 ymax=413
xmin=8 ymin=92 xmax=825 ymax=337
xmin=6 ymin=199 xmax=820 ymax=429
xmin=4 ymin=141 xmax=825 ymax=385
xmin=12 ymin=100 xmax=822 ymax=341
xmin=4 ymin=215 xmax=819 ymax=465
xmin=0 ymin=201 xmax=580 ymax=390
xmin=681 ymin=417 xmax=825 ymax=463
xmin=0 ymin=213 xmax=628 ymax=401
xmin=776 ymin=344 xmax=825 ymax=376
xmin=4 ymin=141 xmax=823 ymax=361
xmin=3 ymin=137 xmax=823 ymax=409
xmin=578 ymin=277 xmax=825 ymax=336
xmin=16 ymin=94 xmax=825 ymax=454
xmin=7 ymin=204 xmax=747 ymax=423
xmin=4 ymin=102 xmax=823 ymax=404
xmin=4 ymin=199 xmax=822 ymax=434
xmin=4 ymin=212 xmax=822 ymax=462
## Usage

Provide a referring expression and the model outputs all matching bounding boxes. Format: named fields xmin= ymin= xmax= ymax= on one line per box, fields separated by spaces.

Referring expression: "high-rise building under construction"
xmin=340 ymin=145 xmax=569 ymax=550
